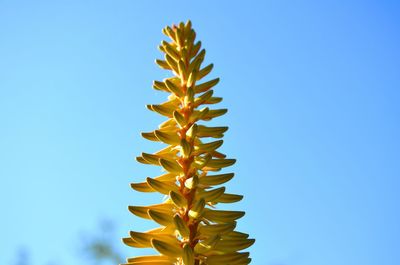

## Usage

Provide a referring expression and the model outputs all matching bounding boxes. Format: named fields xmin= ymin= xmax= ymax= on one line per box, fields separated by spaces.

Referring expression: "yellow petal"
xmin=184 ymin=175 xmax=199 ymax=189
xmin=198 ymin=222 xmax=237 ymax=236
xmin=194 ymin=90 xmax=213 ymax=106
xmin=198 ymin=187 xmax=225 ymax=202
xmin=130 ymin=173 xmax=176 ymax=193
xmin=165 ymin=54 xmax=179 ymax=73
xmin=197 ymin=63 xmax=214 ymax=80
xmin=173 ymin=214 xmax=190 ymax=238
xmin=190 ymin=41 xmax=202 ymax=58
xmin=128 ymin=203 xmax=173 ymax=220
xmin=187 ymin=69 xmax=198 ymax=88
xmin=214 ymin=238 xmax=255 ymax=252
xmin=197 ymin=125 xmax=228 ymax=138
xmin=140 ymin=152 xmax=161 ymax=165
xmin=213 ymin=193 xmax=243 ymax=203
xmin=129 ymin=231 xmax=177 ymax=248
xmin=186 ymin=124 xmax=198 ymax=139
xmin=173 ymin=111 xmax=186 ymax=128
xmin=194 ymin=78 xmax=219 ymax=93
xmin=180 ymin=139 xmax=192 ymax=158
xmin=127 ymin=255 xmax=176 ymax=263
xmin=198 ymin=173 xmax=234 ymax=186
xmin=155 ymin=130 xmax=180 ymax=145
xmin=178 ymin=59 xmax=187 ymax=80
xmin=205 ymin=158 xmax=236 ymax=169
xmin=182 ymin=244 xmax=195 ymax=265
xmin=153 ymin=80 xmax=169 ymax=92
xmin=160 ymin=158 xmax=182 ymax=174
xmin=148 ymin=209 xmax=174 ymax=226
xmin=141 ymin=131 xmax=159 ymax=142
xmin=169 ymin=191 xmax=186 ymax=208
xmin=188 ymin=198 xmax=205 ymax=219
xmin=161 ymin=41 xmax=180 ymax=61
xmin=201 ymin=108 xmax=228 ymax=121
xmin=165 ymin=79 xmax=184 ymax=97
xmin=146 ymin=177 xmax=179 ymax=195
xmin=151 ymin=239 xmax=182 ymax=257
xmin=203 ymin=209 xmax=245 ymax=223
xmin=196 ymin=140 xmax=223 ymax=152
xmin=204 ymin=96 xmax=223 ymax=105
xmin=155 ymin=59 xmax=171 ymax=70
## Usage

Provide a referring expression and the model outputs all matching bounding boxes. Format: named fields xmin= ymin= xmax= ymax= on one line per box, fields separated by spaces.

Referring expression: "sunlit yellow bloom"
xmin=123 ymin=21 xmax=254 ymax=265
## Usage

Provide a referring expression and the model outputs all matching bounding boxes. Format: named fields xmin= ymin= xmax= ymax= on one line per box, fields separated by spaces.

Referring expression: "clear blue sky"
xmin=1 ymin=1 xmax=399 ymax=265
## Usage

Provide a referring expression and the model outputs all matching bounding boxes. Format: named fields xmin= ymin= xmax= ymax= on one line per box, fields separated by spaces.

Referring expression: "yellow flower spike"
xmin=124 ymin=21 xmax=254 ymax=265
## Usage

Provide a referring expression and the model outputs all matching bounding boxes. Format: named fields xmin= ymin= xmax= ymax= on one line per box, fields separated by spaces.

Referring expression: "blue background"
xmin=1 ymin=1 xmax=399 ymax=264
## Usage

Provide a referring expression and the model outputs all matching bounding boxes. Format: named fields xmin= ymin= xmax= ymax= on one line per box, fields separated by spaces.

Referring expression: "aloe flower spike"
xmin=122 ymin=20 xmax=255 ymax=265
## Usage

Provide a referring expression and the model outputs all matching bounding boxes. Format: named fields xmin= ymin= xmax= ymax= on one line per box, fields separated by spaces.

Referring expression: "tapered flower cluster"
xmin=122 ymin=21 xmax=254 ymax=265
